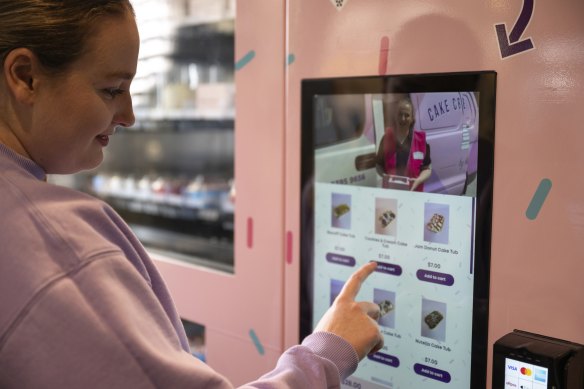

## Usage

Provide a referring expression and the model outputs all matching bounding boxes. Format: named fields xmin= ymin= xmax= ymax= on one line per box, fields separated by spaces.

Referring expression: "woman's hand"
xmin=410 ymin=168 xmax=432 ymax=191
xmin=314 ymin=262 xmax=384 ymax=359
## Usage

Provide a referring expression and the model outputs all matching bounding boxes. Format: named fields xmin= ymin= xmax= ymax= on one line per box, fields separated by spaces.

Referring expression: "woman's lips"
xmin=96 ymin=135 xmax=110 ymax=146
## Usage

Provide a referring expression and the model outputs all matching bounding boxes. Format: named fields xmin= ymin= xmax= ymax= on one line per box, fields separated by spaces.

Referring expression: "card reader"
xmin=493 ymin=330 xmax=584 ymax=389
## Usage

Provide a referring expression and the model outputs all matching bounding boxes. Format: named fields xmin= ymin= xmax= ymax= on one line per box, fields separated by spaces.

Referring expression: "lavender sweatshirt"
xmin=0 ymin=143 xmax=358 ymax=388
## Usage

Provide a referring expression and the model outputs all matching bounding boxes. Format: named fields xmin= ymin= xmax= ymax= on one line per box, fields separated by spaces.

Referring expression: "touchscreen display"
xmin=300 ymin=72 xmax=496 ymax=389
xmin=504 ymin=358 xmax=549 ymax=389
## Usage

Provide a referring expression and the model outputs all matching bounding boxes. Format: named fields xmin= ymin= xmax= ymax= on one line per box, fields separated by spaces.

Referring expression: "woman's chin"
xmin=65 ymin=155 xmax=104 ymax=174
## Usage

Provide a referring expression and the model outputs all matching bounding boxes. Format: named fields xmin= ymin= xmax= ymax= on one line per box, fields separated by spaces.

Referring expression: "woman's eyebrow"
xmin=105 ymin=71 xmax=135 ymax=80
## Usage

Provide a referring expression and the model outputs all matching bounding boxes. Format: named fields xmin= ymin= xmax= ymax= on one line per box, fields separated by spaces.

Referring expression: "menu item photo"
xmin=374 ymin=197 xmax=398 ymax=236
xmin=426 ymin=213 xmax=445 ymax=233
xmin=331 ymin=193 xmax=352 ymax=229
xmin=378 ymin=299 xmax=395 ymax=317
xmin=333 ymin=203 xmax=350 ymax=218
xmin=421 ymin=298 xmax=447 ymax=342
xmin=379 ymin=210 xmax=396 ymax=228
xmin=424 ymin=310 xmax=444 ymax=329
xmin=423 ymin=203 xmax=450 ymax=244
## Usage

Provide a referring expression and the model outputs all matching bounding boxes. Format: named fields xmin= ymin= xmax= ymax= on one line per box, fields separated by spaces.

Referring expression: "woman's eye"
xmin=103 ymin=88 xmax=125 ymax=98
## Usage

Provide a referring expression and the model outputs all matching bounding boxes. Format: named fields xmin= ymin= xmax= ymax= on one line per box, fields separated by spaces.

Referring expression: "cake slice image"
xmin=426 ymin=213 xmax=445 ymax=233
xmin=333 ymin=203 xmax=350 ymax=218
xmin=378 ymin=210 xmax=396 ymax=228
xmin=378 ymin=299 xmax=395 ymax=317
xmin=424 ymin=310 xmax=444 ymax=329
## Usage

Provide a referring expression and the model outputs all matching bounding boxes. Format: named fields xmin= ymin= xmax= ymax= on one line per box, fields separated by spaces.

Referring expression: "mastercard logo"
xmin=520 ymin=367 xmax=532 ymax=376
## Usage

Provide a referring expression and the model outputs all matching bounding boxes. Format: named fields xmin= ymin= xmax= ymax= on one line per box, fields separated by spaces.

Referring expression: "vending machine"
xmin=53 ymin=0 xmax=584 ymax=387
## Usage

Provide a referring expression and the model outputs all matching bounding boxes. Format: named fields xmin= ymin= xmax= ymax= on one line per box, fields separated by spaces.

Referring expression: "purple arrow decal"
xmin=495 ymin=0 xmax=535 ymax=58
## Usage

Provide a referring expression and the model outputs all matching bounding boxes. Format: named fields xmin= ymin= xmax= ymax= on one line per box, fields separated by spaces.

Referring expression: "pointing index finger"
xmin=336 ymin=262 xmax=378 ymax=302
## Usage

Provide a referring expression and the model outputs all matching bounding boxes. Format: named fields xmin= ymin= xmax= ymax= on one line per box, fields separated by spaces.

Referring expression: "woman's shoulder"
xmin=412 ymin=129 xmax=427 ymax=141
xmin=2 ymin=173 xmax=154 ymax=284
xmin=2 ymin=173 xmax=139 ymax=260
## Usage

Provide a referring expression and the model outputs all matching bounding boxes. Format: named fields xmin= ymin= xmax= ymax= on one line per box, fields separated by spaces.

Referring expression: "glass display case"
xmin=52 ymin=0 xmax=236 ymax=273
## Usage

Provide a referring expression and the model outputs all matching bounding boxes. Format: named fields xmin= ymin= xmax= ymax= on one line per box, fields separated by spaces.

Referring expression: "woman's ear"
xmin=3 ymin=48 xmax=38 ymax=105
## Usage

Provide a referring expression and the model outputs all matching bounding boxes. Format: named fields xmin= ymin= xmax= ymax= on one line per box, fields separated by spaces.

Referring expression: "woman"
xmin=0 ymin=1 xmax=382 ymax=387
xmin=376 ymin=95 xmax=432 ymax=191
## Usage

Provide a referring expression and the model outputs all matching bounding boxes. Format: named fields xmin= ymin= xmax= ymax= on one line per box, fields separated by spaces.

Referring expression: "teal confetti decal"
xmin=526 ymin=179 xmax=552 ymax=220
xmin=287 ymin=53 xmax=296 ymax=65
xmin=249 ymin=329 xmax=265 ymax=355
xmin=236 ymin=50 xmax=256 ymax=71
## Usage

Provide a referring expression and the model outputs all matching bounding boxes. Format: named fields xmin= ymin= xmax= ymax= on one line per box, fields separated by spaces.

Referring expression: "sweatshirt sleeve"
xmin=0 ymin=249 xmax=359 ymax=389
xmin=240 ymin=331 xmax=359 ymax=388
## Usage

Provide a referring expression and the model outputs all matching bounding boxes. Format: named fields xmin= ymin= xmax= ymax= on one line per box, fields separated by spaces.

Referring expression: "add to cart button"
xmin=325 ymin=253 xmax=356 ymax=267
xmin=367 ymin=352 xmax=400 ymax=368
xmin=374 ymin=261 xmax=403 ymax=276
xmin=413 ymin=363 xmax=451 ymax=383
xmin=416 ymin=269 xmax=454 ymax=286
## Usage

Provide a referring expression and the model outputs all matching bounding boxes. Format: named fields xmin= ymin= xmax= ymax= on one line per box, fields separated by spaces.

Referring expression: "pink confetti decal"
xmin=378 ymin=36 xmax=390 ymax=75
xmin=286 ymin=231 xmax=293 ymax=264
xmin=247 ymin=217 xmax=253 ymax=248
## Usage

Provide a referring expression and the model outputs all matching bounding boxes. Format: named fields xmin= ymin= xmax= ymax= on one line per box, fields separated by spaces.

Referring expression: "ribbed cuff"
xmin=301 ymin=331 xmax=359 ymax=379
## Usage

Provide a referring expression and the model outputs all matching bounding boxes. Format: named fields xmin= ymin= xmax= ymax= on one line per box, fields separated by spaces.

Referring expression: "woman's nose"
xmin=114 ymin=94 xmax=136 ymax=128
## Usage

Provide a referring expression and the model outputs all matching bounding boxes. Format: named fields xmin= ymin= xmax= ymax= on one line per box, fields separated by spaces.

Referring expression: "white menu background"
xmin=312 ymin=182 xmax=476 ymax=389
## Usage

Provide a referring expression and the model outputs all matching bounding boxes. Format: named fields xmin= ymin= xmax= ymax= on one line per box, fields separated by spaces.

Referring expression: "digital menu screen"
xmin=300 ymin=72 xmax=496 ymax=389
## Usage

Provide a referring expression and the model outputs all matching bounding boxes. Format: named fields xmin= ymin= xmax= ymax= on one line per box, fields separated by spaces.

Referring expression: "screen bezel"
xmin=299 ymin=71 xmax=497 ymax=388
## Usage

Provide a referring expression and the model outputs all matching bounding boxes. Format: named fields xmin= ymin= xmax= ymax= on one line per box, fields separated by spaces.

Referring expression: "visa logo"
xmin=507 ymin=365 xmax=518 ymax=371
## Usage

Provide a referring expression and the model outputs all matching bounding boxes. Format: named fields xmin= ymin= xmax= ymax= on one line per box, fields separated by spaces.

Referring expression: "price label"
xmin=427 ymin=262 xmax=441 ymax=269
xmin=425 ymin=357 xmax=439 ymax=366
xmin=342 ymin=378 xmax=362 ymax=389
xmin=378 ymin=253 xmax=391 ymax=261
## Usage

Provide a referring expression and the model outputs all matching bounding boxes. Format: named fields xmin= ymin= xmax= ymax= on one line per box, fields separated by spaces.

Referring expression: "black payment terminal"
xmin=493 ymin=329 xmax=584 ymax=389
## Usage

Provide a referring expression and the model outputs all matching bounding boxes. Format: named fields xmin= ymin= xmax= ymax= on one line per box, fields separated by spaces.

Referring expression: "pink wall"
xmin=153 ymin=0 xmax=584 ymax=387
xmin=283 ymin=1 xmax=584 ymax=388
